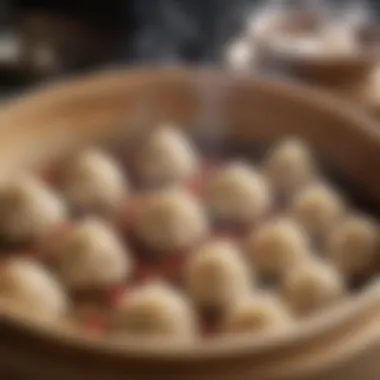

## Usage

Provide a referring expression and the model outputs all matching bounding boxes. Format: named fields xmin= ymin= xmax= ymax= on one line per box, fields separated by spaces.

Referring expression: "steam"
xmin=194 ymin=68 xmax=233 ymax=158
xmin=132 ymin=0 xmax=199 ymax=64
xmin=225 ymin=38 xmax=254 ymax=71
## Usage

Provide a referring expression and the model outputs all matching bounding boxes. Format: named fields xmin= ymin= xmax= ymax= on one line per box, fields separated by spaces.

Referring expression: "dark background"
xmin=0 ymin=0 xmax=379 ymax=94
xmin=0 ymin=0 xmax=250 ymax=77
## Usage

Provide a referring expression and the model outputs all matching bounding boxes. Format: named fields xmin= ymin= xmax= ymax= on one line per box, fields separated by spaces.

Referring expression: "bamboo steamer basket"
xmin=0 ymin=68 xmax=380 ymax=380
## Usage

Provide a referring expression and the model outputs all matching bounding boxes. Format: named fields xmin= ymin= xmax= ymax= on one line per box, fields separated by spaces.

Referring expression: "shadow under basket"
xmin=1 ymin=68 xmax=380 ymax=380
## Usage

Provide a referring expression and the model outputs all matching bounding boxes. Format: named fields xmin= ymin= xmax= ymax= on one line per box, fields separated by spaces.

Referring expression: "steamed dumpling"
xmin=56 ymin=218 xmax=132 ymax=290
xmin=223 ymin=293 xmax=292 ymax=334
xmin=291 ymin=183 xmax=345 ymax=240
xmin=0 ymin=259 xmax=69 ymax=322
xmin=281 ymin=258 xmax=345 ymax=316
xmin=263 ymin=138 xmax=315 ymax=198
xmin=246 ymin=217 xmax=310 ymax=279
xmin=134 ymin=188 xmax=208 ymax=253
xmin=135 ymin=125 xmax=199 ymax=187
xmin=327 ymin=214 xmax=378 ymax=279
xmin=184 ymin=240 xmax=252 ymax=312
xmin=109 ymin=282 xmax=197 ymax=342
xmin=0 ymin=176 xmax=67 ymax=244
xmin=206 ymin=162 xmax=272 ymax=224
xmin=63 ymin=149 xmax=128 ymax=216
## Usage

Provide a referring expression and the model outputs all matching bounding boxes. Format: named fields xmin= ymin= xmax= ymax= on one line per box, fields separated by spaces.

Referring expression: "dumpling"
xmin=134 ymin=188 xmax=208 ymax=253
xmin=63 ymin=149 xmax=128 ymax=217
xmin=0 ymin=176 xmax=67 ymax=244
xmin=108 ymin=281 xmax=197 ymax=342
xmin=327 ymin=214 xmax=378 ymax=279
xmin=263 ymin=138 xmax=315 ymax=198
xmin=291 ymin=183 xmax=345 ymax=240
xmin=184 ymin=240 xmax=252 ymax=312
xmin=55 ymin=218 xmax=132 ymax=290
xmin=281 ymin=258 xmax=345 ymax=316
xmin=0 ymin=259 xmax=68 ymax=322
xmin=135 ymin=125 xmax=199 ymax=187
xmin=222 ymin=293 xmax=292 ymax=334
xmin=206 ymin=162 xmax=272 ymax=225
xmin=246 ymin=217 xmax=310 ymax=279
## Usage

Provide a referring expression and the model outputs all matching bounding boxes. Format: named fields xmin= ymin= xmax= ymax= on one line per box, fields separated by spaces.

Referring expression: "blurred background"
xmin=0 ymin=0 xmax=247 ymax=93
xmin=0 ymin=0 xmax=380 ymax=97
